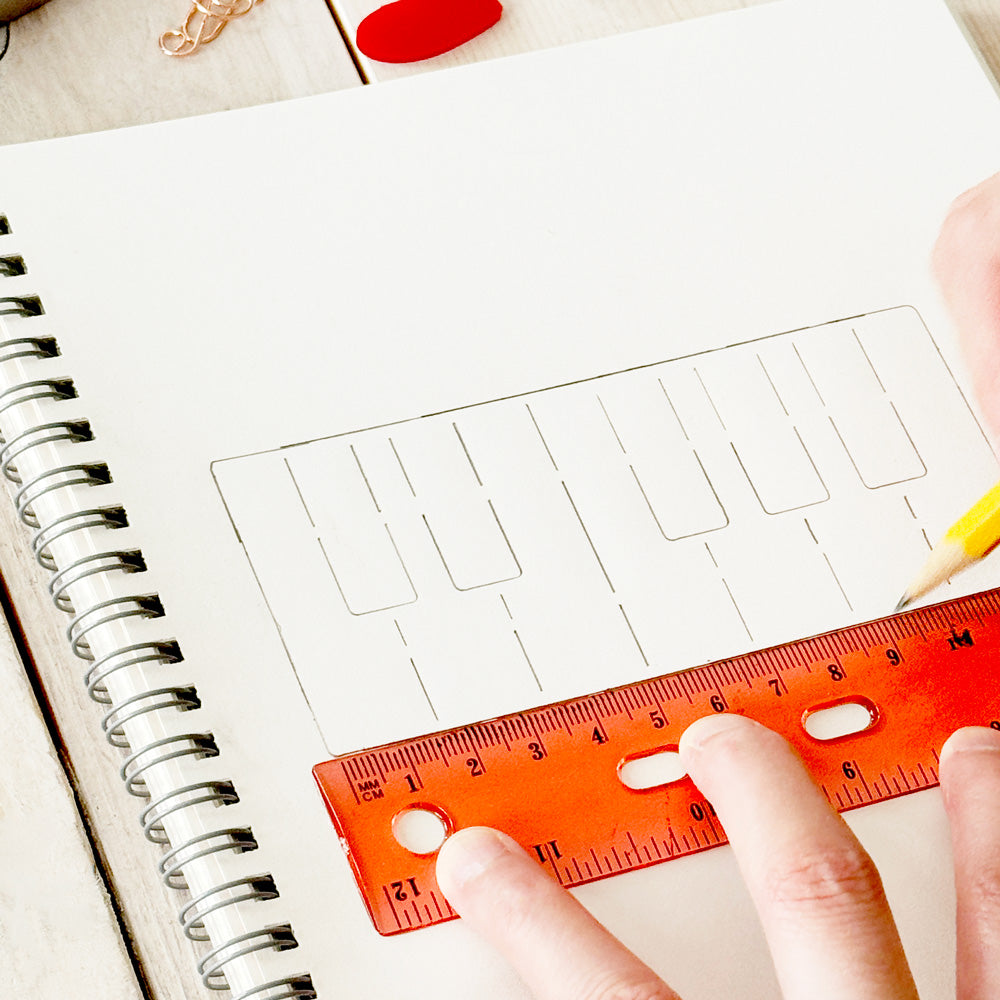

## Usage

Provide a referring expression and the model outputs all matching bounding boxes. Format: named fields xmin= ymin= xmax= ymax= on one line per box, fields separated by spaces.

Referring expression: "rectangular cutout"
xmin=391 ymin=423 xmax=521 ymax=591
xmin=794 ymin=324 xmax=926 ymax=489
xmin=287 ymin=442 xmax=417 ymax=615
xmin=697 ymin=354 xmax=828 ymax=513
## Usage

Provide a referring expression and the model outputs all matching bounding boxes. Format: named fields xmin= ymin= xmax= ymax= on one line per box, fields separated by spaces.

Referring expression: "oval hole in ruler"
xmin=617 ymin=745 xmax=686 ymax=791
xmin=391 ymin=804 xmax=452 ymax=855
xmin=803 ymin=697 xmax=880 ymax=742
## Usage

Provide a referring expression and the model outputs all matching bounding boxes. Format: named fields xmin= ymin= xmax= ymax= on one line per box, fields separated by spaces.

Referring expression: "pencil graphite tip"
xmin=894 ymin=594 xmax=912 ymax=614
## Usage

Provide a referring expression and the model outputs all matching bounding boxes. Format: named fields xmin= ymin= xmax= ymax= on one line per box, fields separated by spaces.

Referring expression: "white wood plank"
xmin=951 ymin=0 xmax=1000 ymax=84
xmin=0 ymin=595 xmax=142 ymax=1000
xmin=0 ymin=0 xmax=362 ymax=145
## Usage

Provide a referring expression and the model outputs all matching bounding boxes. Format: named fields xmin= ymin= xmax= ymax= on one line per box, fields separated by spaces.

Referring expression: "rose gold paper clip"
xmin=160 ymin=0 xmax=262 ymax=57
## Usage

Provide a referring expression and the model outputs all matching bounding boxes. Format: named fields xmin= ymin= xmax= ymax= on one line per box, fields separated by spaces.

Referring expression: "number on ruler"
xmin=689 ymin=800 xmax=716 ymax=822
xmin=948 ymin=628 xmax=974 ymax=651
xmin=533 ymin=840 xmax=562 ymax=864
xmin=390 ymin=877 xmax=421 ymax=901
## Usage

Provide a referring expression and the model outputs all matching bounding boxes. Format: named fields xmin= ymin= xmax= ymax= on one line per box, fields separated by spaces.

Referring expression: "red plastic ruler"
xmin=314 ymin=590 xmax=1000 ymax=935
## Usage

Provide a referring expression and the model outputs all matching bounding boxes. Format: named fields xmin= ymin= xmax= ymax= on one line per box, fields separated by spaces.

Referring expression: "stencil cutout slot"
xmin=803 ymin=698 xmax=879 ymax=742
xmin=392 ymin=804 xmax=452 ymax=855
xmin=618 ymin=745 xmax=685 ymax=790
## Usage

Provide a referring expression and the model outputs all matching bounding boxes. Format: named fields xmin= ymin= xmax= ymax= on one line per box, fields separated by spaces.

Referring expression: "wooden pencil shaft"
xmin=944 ymin=480 xmax=1000 ymax=558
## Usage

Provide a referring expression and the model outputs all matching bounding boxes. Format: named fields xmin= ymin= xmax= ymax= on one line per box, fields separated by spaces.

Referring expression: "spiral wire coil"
xmin=0 ymin=225 xmax=316 ymax=999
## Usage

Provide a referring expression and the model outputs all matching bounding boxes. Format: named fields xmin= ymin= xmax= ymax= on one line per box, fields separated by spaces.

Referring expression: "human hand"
xmin=933 ymin=171 xmax=1000 ymax=444
xmin=435 ymin=179 xmax=1000 ymax=998
xmin=435 ymin=713 xmax=1000 ymax=1000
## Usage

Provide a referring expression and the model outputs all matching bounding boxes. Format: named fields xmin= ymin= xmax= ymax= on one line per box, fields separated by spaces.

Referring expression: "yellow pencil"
xmin=896 ymin=480 xmax=1000 ymax=611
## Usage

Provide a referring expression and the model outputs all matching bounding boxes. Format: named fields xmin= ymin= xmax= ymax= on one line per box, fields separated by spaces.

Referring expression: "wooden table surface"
xmin=1 ymin=2 xmax=1000 ymax=998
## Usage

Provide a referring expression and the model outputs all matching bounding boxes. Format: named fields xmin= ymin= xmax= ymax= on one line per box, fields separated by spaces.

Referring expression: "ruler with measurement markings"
xmin=314 ymin=589 xmax=1000 ymax=935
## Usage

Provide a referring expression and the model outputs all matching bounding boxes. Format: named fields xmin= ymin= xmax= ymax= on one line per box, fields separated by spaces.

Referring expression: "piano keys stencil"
xmin=213 ymin=306 xmax=999 ymax=754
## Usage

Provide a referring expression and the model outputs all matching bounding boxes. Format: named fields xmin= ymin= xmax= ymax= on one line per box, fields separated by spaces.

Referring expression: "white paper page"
xmin=2 ymin=1 xmax=1000 ymax=998
xmin=214 ymin=305 xmax=997 ymax=755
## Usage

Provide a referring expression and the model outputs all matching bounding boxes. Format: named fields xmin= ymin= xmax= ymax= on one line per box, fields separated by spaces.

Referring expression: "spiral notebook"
xmin=2 ymin=1 xmax=1000 ymax=997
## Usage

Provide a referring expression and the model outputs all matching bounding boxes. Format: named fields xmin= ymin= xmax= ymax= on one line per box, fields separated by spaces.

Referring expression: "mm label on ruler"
xmin=314 ymin=590 xmax=1000 ymax=936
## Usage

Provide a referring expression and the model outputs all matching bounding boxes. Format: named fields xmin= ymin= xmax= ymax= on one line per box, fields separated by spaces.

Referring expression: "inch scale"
xmin=314 ymin=590 xmax=1000 ymax=936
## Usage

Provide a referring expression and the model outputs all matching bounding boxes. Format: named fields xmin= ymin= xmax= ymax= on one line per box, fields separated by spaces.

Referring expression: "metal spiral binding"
xmin=33 ymin=506 xmax=130 ymax=572
xmin=0 ymin=334 xmax=59 ymax=364
xmin=233 ymin=978 xmax=319 ymax=1000
xmin=102 ymin=685 xmax=202 ymax=748
xmin=1 ymin=419 xmax=95 ymax=482
xmin=234 ymin=978 xmax=319 ymax=1000
xmin=0 ymin=294 xmax=44 ymax=316
xmin=159 ymin=828 xmax=259 ymax=890
xmin=121 ymin=733 xmax=221 ymax=797
xmin=0 ymin=224 xmax=316 ymax=999
xmin=180 ymin=875 xmax=281 ymax=941
xmin=140 ymin=781 xmax=242 ymax=844
xmin=15 ymin=461 xmax=111 ymax=527
xmin=0 ymin=377 xmax=77 ymax=422
xmin=198 ymin=925 xmax=299 ymax=991
xmin=0 ymin=255 xmax=27 ymax=277
xmin=85 ymin=639 xmax=184 ymax=704
xmin=49 ymin=548 xmax=147 ymax=612
xmin=68 ymin=592 xmax=165 ymax=658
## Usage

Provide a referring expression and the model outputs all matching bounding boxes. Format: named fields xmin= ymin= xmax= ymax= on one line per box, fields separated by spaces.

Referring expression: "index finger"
xmin=679 ymin=714 xmax=918 ymax=1000
xmin=932 ymin=171 xmax=1000 ymax=444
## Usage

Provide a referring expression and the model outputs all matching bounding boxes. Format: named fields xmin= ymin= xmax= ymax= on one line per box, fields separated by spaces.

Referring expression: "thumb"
xmin=436 ymin=826 xmax=680 ymax=1000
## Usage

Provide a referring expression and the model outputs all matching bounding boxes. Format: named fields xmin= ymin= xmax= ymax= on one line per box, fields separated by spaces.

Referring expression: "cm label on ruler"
xmin=314 ymin=590 xmax=1000 ymax=935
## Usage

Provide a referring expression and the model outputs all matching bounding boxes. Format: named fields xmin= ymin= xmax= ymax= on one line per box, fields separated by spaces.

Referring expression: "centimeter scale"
xmin=315 ymin=589 xmax=1000 ymax=935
